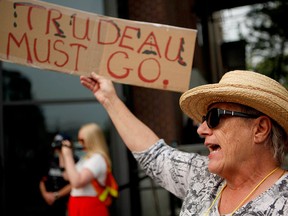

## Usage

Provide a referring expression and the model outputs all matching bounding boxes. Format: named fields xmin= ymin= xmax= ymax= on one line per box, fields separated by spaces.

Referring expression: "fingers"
xmin=80 ymin=76 xmax=97 ymax=90
xmin=80 ymin=72 xmax=100 ymax=83
xmin=80 ymin=75 xmax=94 ymax=85
xmin=62 ymin=140 xmax=72 ymax=148
xmin=62 ymin=144 xmax=72 ymax=149
xmin=91 ymin=71 xmax=100 ymax=79
xmin=80 ymin=72 xmax=106 ymax=94
xmin=80 ymin=79 xmax=93 ymax=90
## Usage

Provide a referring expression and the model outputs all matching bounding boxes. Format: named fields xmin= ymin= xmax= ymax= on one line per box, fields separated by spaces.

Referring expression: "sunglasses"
xmin=78 ymin=138 xmax=84 ymax=144
xmin=202 ymin=108 xmax=259 ymax=129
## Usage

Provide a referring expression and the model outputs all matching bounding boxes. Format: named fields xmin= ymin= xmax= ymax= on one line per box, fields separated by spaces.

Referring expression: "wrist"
xmin=53 ymin=191 xmax=59 ymax=200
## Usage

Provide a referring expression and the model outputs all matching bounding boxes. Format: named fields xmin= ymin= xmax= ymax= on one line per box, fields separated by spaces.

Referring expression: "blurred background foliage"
xmin=244 ymin=0 xmax=288 ymax=87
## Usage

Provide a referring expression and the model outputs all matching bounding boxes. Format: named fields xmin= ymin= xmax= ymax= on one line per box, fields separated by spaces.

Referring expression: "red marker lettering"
xmin=70 ymin=43 xmax=87 ymax=71
xmin=34 ymin=38 xmax=51 ymax=63
xmin=138 ymin=58 xmax=160 ymax=83
xmin=72 ymin=15 xmax=91 ymax=41
xmin=119 ymin=26 xmax=140 ymax=50
xmin=97 ymin=19 xmax=120 ymax=45
xmin=53 ymin=40 xmax=69 ymax=67
xmin=165 ymin=37 xmax=186 ymax=66
xmin=7 ymin=33 xmax=33 ymax=63
xmin=137 ymin=32 xmax=161 ymax=58
xmin=46 ymin=9 xmax=65 ymax=37
xmin=107 ymin=51 xmax=132 ymax=79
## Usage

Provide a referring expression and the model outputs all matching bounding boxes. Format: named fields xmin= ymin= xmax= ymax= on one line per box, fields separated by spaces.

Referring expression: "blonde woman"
xmin=61 ymin=123 xmax=112 ymax=216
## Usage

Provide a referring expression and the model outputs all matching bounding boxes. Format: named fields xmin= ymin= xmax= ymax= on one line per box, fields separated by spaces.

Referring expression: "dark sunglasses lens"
xmin=207 ymin=109 xmax=220 ymax=128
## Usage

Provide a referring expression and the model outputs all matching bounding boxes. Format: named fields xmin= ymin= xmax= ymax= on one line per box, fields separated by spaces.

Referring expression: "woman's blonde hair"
xmin=79 ymin=123 xmax=111 ymax=166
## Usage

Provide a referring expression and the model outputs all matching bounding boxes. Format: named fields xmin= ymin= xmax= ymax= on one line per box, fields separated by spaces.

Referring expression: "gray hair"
xmin=241 ymin=104 xmax=288 ymax=165
xmin=270 ymin=122 xmax=288 ymax=165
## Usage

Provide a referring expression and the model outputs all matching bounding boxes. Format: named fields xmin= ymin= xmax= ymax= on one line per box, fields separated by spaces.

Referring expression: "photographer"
xmin=39 ymin=133 xmax=73 ymax=216
xmin=61 ymin=123 xmax=115 ymax=216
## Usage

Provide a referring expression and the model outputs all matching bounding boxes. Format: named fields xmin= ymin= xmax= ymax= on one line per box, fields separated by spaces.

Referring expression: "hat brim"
xmin=180 ymin=83 xmax=288 ymax=133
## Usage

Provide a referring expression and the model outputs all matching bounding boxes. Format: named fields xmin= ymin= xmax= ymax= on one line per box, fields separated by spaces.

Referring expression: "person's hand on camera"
xmin=61 ymin=140 xmax=73 ymax=157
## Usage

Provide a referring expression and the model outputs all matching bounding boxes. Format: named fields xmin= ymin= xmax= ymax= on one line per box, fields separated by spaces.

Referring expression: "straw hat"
xmin=179 ymin=70 xmax=288 ymax=134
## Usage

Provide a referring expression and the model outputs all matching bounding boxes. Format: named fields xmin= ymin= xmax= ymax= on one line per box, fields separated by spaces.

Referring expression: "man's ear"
xmin=254 ymin=116 xmax=272 ymax=144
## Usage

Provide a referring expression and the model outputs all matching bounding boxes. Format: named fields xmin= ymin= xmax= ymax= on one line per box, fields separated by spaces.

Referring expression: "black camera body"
xmin=51 ymin=133 xmax=70 ymax=149
xmin=51 ymin=140 xmax=63 ymax=149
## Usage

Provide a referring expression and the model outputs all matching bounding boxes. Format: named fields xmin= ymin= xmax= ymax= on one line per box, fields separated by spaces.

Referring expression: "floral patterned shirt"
xmin=133 ymin=139 xmax=288 ymax=216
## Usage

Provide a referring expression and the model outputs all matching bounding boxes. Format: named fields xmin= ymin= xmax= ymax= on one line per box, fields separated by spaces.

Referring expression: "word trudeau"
xmin=6 ymin=2 xmax=188 ymax=82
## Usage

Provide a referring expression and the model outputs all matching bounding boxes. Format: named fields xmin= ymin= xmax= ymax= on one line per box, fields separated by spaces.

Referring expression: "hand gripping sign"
xmin=0 ymin=0 xmax=197 ymax=92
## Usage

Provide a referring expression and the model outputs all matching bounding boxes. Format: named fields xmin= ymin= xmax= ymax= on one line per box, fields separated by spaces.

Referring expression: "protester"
xmin=39 ymin=133 xmax=72 ymax=216
xmin=61 ymin=123 xmax=117 ymax=216
xmin=80 ymin=70 xmax=288 ymax=215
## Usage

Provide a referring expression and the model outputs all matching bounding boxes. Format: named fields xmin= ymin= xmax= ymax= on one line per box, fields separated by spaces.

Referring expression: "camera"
xmin=51 ymin=133 xmax=70 ymax=149
xmin=51 ymin=140 xmax=63 ymax=149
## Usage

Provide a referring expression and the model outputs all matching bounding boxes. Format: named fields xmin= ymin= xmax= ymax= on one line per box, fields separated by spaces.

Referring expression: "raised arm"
xmin=80 ymin=72 xmax=159 ymax=152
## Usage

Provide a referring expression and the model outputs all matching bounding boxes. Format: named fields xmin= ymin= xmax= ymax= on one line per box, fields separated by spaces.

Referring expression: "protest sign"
xmin=0 ymin=0 xmax=197 ymax=92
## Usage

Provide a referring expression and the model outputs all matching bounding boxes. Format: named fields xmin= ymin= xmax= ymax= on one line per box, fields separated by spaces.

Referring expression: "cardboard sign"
xmin=0 ymin=0 xmax=197 ymax=92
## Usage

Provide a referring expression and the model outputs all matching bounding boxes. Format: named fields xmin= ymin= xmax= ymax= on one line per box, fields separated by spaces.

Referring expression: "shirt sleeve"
xmin=83 ymin=154 xmax=107 ymax=183
xmin=133 ymin=139 xmax=209 ymax=199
